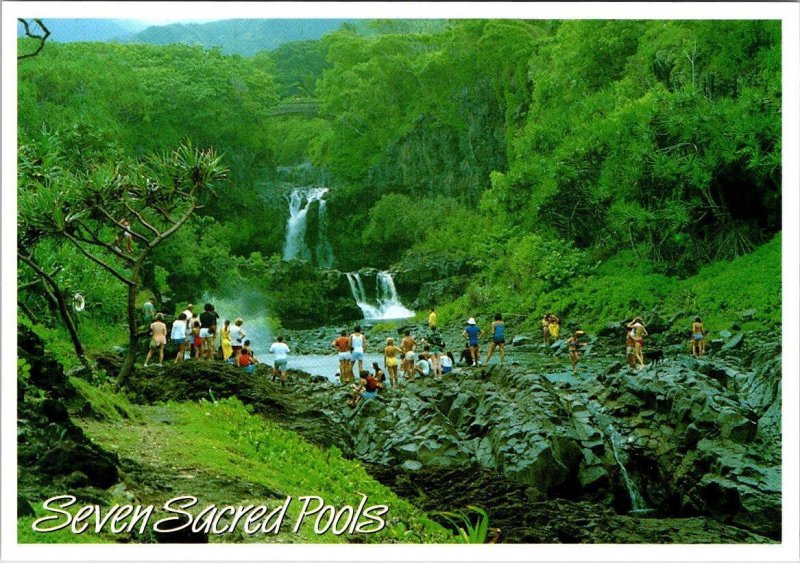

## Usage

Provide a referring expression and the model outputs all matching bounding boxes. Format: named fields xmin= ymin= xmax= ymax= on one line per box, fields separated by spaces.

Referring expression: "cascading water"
xmin=606 ymin=423 xmax=650 ymax=514
xmin=283 ymin=187 xmax=333 ymax=266
xmin=346 ymin=272 xmax=414 ymax=320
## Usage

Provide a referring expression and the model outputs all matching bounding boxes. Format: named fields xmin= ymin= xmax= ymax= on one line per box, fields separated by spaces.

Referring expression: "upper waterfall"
xmin=282 ymin=187 xmax=334 ymax=268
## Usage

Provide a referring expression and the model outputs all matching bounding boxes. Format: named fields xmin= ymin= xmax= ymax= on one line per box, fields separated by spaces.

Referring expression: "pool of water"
xmin=255 ymin=352 xmax=386 ymax=382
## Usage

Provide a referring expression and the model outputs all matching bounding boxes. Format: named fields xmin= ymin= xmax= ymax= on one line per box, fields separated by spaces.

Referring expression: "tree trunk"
xmin=116 ymin=252 xmax=147 ymax=390
xmin=18 ymin=254 xmax=90 ymax=369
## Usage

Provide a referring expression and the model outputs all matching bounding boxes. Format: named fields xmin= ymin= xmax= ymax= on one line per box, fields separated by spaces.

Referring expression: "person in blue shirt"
xmin=461 ymin=317 xmax=484 ymax=366
xmin=485 ymin=313 xmax=506 ymax=365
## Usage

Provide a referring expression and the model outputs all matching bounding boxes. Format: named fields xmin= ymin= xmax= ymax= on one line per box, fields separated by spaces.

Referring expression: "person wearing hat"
xmin=461 ymin=317 xmax=484 ymax=366
xmin=566 ymin=330 xmax=587 ymax=373
xmin=626 ymin=317 xmax=648 ymax=370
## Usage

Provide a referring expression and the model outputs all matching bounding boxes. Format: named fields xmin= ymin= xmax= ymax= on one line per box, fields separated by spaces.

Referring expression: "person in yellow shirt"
xmin=428 ymin=308 xmax=437 ymax=332
xmin=220 ymin=319 xmax=233 ymax=361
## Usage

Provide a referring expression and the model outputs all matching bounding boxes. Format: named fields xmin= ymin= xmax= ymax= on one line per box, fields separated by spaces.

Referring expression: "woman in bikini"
xmin=566 ymin=330 xmax=585 ymax=373
xmin=691 ymin=316 xmax=706 ymax=357
xmin=384 ymin=337 xmax=403 ymax=388
xmin=626 ymin=317 xmax=648 ymax=370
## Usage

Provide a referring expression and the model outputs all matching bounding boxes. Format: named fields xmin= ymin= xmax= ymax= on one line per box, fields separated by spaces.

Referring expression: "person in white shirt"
xmin=171 ymin=313 xmax=187 ymax=363
xmin=229 ymin=318 xmax=246 ymax=360
xmin=269 ymin=335 xmax=291 ymax=385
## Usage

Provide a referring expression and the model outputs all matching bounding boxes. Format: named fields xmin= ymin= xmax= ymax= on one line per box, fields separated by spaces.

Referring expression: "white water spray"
xmin=606 ymin=423 xmax=649 ymax=513
xmin=346 ymin=272 xmax=414 ymax=320
xmin=283 ymin=187 xmax=333 ymax=266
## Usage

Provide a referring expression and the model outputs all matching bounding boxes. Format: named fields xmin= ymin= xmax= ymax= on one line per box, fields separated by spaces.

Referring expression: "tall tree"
xmin=18 ymin=142 xmax=227 ymax=386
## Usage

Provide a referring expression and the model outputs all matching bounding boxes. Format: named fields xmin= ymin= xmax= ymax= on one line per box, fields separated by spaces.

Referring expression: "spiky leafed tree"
xmin=18 ymin=142 xmax=228 ymax=386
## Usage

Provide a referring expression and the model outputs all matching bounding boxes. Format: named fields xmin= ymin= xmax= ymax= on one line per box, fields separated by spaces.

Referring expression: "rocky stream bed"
xmin=17 ymin=320 xmax=781 ymax=543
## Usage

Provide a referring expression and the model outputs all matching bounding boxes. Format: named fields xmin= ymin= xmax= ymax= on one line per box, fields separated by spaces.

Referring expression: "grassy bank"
xmin=436 ymin=234 xmax=781 ymax=336
xmin=18 ymin=378 xmax=452 ymax=544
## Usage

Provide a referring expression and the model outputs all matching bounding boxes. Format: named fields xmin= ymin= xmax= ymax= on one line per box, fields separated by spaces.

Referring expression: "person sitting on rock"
xmin=372 ymin=362 xmax=386 ymax=384
xmin=413 ymin=356 xmax=431 ymax=378
xmin=691 ymin=316 xmax=706 ymax=357
xmin=440 ymin=350 xmax=454 ymax=374
xmin=237 ymin=348 xmax=256 ymax=374
xmin=348 ymin=370 xmax=383 ymax=407
xmin=458 ymin=343 xmax=472 ymax=366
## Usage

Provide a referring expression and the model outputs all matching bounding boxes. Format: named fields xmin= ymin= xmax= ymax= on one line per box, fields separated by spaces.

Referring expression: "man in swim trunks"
xmin=269 ymin=335 xmax=291 ymax=385
xmin=332 ymin=330 xmax=352 ymax=383
xmin=400 ymin=330 xmax=416 ymax=381
xmin=349 ymin=326 xmax=368 ymax=375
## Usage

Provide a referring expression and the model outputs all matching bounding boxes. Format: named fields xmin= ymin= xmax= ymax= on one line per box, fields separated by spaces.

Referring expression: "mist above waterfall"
xmin=201 ymin=290 xmax=276 ymax=356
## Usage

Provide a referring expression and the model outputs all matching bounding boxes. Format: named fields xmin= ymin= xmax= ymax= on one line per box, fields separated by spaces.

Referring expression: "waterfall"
xmin=346 ymin=272 xmax=414 ymax=320
xmin=606 ymin=424 xmax=649 ymax=513
xmin=315 ymin=198 xmax=334 ymax=268
xmin=283 ymin=187 xmax=333 ymax=266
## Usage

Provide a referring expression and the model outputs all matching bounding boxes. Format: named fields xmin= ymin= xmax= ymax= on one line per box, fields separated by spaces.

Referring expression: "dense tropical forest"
xmin=16 ymin=18 xmax=783 ymax=546
xmin=18 ymin=19 xmax=781 ymax=354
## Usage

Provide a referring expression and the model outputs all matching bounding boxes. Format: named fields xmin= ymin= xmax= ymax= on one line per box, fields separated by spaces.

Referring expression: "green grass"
xmin=63 ymin=382 xmax=453 ymax=544
xmin=443 ymin=234 xmax=781 ymax=336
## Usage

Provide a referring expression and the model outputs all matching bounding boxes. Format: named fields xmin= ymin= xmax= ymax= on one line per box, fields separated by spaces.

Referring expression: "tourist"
xmin=332 ymin=330 xmax=353 ymax=383
xmin=440 ymin=350 xmax=453 ymax=374
xmin=199 ymin=303 xmax=218 ymax=360
xmin=625 ymin=329 xmax=636 ymax=368
xmin=372 ymin=362 xmax=386 ymax=384
xmin=230 ymin=318 xmax=246 ymax=360
xmin=221 ymin=319 xmax=233 ymax=361
xmin=269 ymin=335 xmax=291 ymax=385
xmin=413 ymin=355 xmax=431 ymax=378
xmin=691 ymin=316 xmax=706 ymax=357
xmin=191 ymin=319 xmax=202 ymax=360
xmin=243 ymin=339 xmax=256 ymax=359
xmin=485 ymin=312 xmax=506 ymax=365
xmin=458 ymin=344 xmax=472 ymax=366
xmin=383 ymin=337 xmax=403 ymax=388
xmin=182 ymin=303 xmax=194 ymax=328
xmin=238 ymin=348 xmax=256 ymax=374
xmin=144 ymin=313 xmax=167 ymax=368
xmin=462 ymin=317 xmax=484 ymax=366
xmin=428 ymin=308 xmax=437 ymax=332
xmin=349 ymin=326 xmax=368 ymax=374
xmin=430 ymin=349 xmax=442 ymax=379
xmin=566 ymin=330 xmax=586 ymax=374
xmin=142 ymin=298 xmax=155 ymax=326
xmin=348 ymin=370 xmax=384 ymax=407
xmin=542 ymin=314 xmax=551 ymax=345
xmin=400 ymin=330 xmax=417 ymax=381
xmin=627 ymin=317 xmax=648 ymax=370
xmin=171 ymin=313 xmax=187 ymax=364
xmin=548 ymin=314 xmax=561 ymax=341
xmin=114 ymin=217 xmax=134 ymax=253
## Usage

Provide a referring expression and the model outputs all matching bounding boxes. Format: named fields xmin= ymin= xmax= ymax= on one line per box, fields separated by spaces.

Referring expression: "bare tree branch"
xmin=73 ymin=220 xmax=136 ymax=264
xmin=17 ymin=19 xmax=50 ymax=60
xmin=63 ymin=233 xmax=135 ymax=286
xmin=96 ymin=205 xmax=149 ymax=243
xmin=123 ymin=201 xmax=161 ymax=237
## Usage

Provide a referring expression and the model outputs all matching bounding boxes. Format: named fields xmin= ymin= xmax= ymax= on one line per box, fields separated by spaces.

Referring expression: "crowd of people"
xmin=141 ymin=300 xmax=292 ymax=385
xmin=142 ymin=299 xmax=708 ymax=404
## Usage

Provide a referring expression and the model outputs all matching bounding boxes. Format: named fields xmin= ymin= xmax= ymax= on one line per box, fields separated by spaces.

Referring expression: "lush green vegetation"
xmin=73 ymin=385 xmax=453 ymax=543
xmin=17 ymin=18 xmax=781 ymax=356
